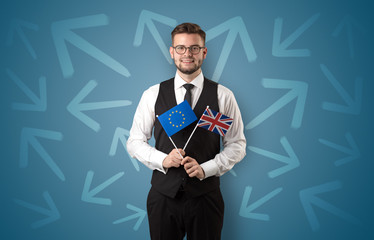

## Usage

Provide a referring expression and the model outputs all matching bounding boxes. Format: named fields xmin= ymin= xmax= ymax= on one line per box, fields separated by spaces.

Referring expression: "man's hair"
xmin=171 ymin=23 xmax=206 ymax=44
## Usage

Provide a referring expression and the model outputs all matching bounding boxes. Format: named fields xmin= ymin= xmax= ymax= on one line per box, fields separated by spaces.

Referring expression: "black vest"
xmin=152 ymin=77 xmax=221 ymax=198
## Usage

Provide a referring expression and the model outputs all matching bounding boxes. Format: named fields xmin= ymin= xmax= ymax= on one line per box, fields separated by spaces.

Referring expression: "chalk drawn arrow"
xmin=109 ymin=127 xmax=140 ymax=172
xmin=319 ymin=132 xmax=360 ymax=166
xmin=51 ymin=14 xmax=130 ymax=78
xmin=113 ymin=204 xmax=147 ymax=231
xmin=320 ymin=64 xmax=362 ymax=115
xmin=246 ymin=78 xmax=308 ymax=130
xmin=14 ymin=191 xmax=60 ymax=229
xmin=6 ymin=68 xmax=47 ymax=111
xmin=332 ymin=15 xmax=365 ymax=59
xmin=20 ymin=128 xmax=64 ymax=181
xmin=300 ymin=181 xmax=360 ymax=231
xmin=206 ymin=16 xmax=257 ymax=82
xmin=67 ymin=80 xmax=132 ymax=132
xmin=248 ymin=136 xmax=300 ymax=178
xmin=81 ymin=170 xmax=124 ymax=205
xmin=134 ymin=10 xmax=177 ymax=64
xmin=6 ymin=18 xmax=39 ymax=59
xmin=272 ymin=13 xmax=320 ymax=57
xmin=239 ymin=186 xmax=283 ymax=221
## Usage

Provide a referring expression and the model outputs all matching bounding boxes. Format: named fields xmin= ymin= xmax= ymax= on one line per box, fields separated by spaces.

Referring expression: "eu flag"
xmin=157 ymin=100 xmax=197 ymax=137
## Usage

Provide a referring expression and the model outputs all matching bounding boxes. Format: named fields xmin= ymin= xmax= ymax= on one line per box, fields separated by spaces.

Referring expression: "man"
xmin=127 ymin=23 xmax=246 ymax=240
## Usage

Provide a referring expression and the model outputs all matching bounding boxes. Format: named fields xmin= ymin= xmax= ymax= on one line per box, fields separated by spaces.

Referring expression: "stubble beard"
xmin=175 ymin=59 xmax=203 ymax=75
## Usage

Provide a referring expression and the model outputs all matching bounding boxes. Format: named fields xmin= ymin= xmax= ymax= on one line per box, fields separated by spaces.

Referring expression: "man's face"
xmin=170 ymin=33 xmax=207 ymax=76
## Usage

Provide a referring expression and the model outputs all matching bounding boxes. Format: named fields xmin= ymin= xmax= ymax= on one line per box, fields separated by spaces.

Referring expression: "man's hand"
xmin=162 ymin=149 xmax=185 ymax=169
xmin=181 ymin=157 xmax=205 ymax=179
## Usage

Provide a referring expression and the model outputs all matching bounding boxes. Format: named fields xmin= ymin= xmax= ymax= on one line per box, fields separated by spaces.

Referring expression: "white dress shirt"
xmin=127 ymin=71 xmax=246 ymax=179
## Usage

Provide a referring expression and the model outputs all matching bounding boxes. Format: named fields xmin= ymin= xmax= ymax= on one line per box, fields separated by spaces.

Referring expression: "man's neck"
xmin=177 ymin=69 xmax=201 ymax=83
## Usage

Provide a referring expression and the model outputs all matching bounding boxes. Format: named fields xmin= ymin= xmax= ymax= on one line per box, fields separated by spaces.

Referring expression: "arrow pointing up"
xmin=109 ymin=127 xmax=140 ymax=172
xmin=272 ymin=13 xmax=320 ymax=57
xmin=239 ymin=186 xmax=283 ymax=221
xmin=6 ymin=68 xmax=47 ymax=111
xmin=67 ymin=80 xmax=132 ymax=132
xmin=81 ymin=170 xmax=124 ymax=205
xmin=248 ymin=136 xmax=300 ymax=178
xmin=134 ymin=10 xmax=177 ymax=64
xmin=113 ymin=204 xmax=147 ymax=231
xmin=6 ymin=18 xmax=39 ymax=59
xmin=332 ymin=15 xmax=366 ymax=59
xmin=320 ymin=64 xmax=362 ymax=115
xmin=20 ymin=128 xmax=64 ymax=181
xmin=246 ymin=78 xmax=308 ymax=130
xmin=51 ymin=14 xmax=130 ymax=78
xmin=319 ymin=132 xmax=360 ymax=166
xmin=14 ymin=191 xmax=60 ymax=229
xmin=300 ymin=181 xmax=360 ymax=231
xmin=206 ymin=16 xmax=257 ymax=82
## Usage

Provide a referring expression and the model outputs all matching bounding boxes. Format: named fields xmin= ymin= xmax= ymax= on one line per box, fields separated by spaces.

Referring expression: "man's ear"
xmin=169 ymin=46 xmax=174 ymax=59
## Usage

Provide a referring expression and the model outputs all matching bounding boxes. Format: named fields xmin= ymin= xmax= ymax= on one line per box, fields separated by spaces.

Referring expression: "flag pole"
xmin=183 ymin=106 xmax=209 ymax=151
xmin=156 ymin=115 xmax=184 ymax=159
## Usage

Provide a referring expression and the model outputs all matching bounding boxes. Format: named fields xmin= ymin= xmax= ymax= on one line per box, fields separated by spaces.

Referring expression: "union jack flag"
xmin=197 ymin=108 xmax=233 ymax=136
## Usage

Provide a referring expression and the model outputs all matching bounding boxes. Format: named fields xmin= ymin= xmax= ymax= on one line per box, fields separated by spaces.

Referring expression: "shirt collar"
xmin=174 ymin=71 xmax=204 ymax=90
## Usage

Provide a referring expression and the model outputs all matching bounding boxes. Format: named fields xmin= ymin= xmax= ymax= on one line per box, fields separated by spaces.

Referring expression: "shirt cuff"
xmin=151 ymin=150 xmax=168 ymax=174
xmin=200 ymin=160 xmax=219 ymax=179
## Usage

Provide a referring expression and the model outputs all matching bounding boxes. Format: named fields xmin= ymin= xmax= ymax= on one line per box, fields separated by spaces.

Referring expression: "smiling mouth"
xmin=181 ymin=59 xmax=194 ymax=63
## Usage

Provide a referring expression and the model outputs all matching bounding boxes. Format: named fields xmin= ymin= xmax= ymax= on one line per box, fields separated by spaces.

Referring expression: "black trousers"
xmin=146 ymin=187 xmax=224 ymax=240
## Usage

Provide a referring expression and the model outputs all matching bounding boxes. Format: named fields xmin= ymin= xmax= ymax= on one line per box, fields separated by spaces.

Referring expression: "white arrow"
xmin=51 ymin=14 xmax=130 ymax=78
xmin=134 ymin=10 xmax=177 ymax=64
xmin=249 ymin=136 xmax=300 ymax=178
xmin=67 ymin=80 xmax=132 ymax=132
xmin=113 ymin=204 xmax=147 ymax=231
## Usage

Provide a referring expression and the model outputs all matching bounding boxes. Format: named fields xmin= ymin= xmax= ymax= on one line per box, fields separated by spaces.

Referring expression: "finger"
xmin=181 ymin=157 xmax=192 ymax=165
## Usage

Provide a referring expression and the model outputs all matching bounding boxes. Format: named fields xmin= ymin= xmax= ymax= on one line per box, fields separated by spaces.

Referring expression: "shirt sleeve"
xmin=200 ymin=85 xmax=246 ymax=178
xmin=126 ymin=85 xmax=168 ymax=174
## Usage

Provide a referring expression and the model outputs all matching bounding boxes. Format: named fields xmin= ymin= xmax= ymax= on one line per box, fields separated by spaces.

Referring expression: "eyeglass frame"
xmin=171 ymin=45 xmax=206 ymax=55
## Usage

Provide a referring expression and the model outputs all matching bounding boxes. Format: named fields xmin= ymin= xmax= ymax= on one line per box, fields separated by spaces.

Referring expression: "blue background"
xmin=1 ymin=0 xmax=373 ymax=239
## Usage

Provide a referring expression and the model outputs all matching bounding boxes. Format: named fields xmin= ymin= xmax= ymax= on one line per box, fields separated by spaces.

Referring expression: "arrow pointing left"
xmin=51 ymin=14 xmax=130 ymax=78
xmin=14 ymin=191 xmax=60 ymax=229
xmin=6 ymin=18 xmax=39 ymax=59
xmin=67 ymin=80 xmax=132 ymax=132
xmin=246 ymin=78 xmax=308 ymax=130
xmin=300 ymin=181 xmax=360 ymax=231
xmin=239 ymin=186 xmax=283 ymax=221
xmin=20 ymin=128 xmax=64 ymax=181
xmin=248 ymin=136 xmax=300 ymax=178
xmin=272 ymin=13 xmax=320 ymax=57
xmin=113 ymin=204 xmax=147 ymax=231
xmin=6 ymin=68 xmax=47 ymax=111
xmin=81 ymin=170 xmax=124 ymax=205
xmin=206 ymin=16 xmax=257 ymax=82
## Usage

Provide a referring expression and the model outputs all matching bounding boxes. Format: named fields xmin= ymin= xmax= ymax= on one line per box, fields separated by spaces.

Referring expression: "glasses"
xmin=172 ymin=45 xmax=205 ymax=55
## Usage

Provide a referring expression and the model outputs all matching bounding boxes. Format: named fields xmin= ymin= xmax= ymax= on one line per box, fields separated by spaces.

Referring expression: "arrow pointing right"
xmin=109 ymin=127 xmax=140 ymax=171
xmin=51 ymin=14 xmax=130 ymax=78
xmin=299 ymin=181 xmax=360 ymax=231
xmin=248 ymin=136 xmax=300 ymax=178
xmin=320 ymin=64 xmax=362 ymax=115
xmin=239 ymin=186 xmax=283 ymax=221
xmin=14 ymin=191 xmax=60 ymax=229
xmin=6 ymin=68 xmax=47 ymax=112
xmin=206 ymin=16 xmax=257 ymax=82
xmin=246 ymin=78 xmax=308 ymax=130
xmin=113 ymin=204 xmax=147 ymax=231
xmin=319 ymin=132 xmax=360 ymax=166
xmin=134 ymin=10 xmax=177 ymax=64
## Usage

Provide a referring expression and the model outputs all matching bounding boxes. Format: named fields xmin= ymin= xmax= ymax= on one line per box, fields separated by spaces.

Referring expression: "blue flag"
xmin=157 ymin=100 xmax=197 ymax=137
